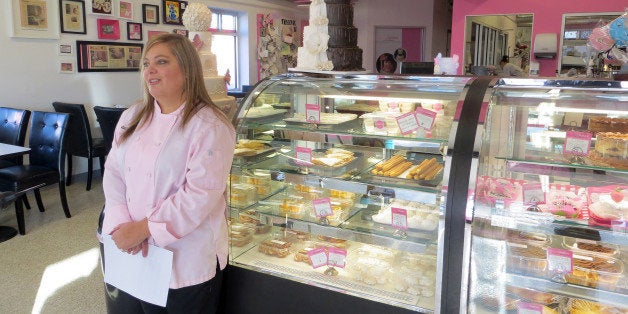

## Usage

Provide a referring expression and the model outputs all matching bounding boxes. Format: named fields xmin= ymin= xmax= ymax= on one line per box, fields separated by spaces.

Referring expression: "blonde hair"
xmin=120 ymin=33 xmax=232 ymax=142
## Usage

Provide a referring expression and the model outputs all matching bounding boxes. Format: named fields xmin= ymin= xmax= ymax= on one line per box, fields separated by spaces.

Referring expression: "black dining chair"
xmin=0 ymin=111 xmax=71 ymax=235
xmin=0 ymin=107 xmax=32 ymax=209
xmin=93 ymin=106 xmax=126 ymax=154
xmin=52 ymin=102 xmax=108 ymax=191
xmin=0 ymin=107 xmax=31 ymax=168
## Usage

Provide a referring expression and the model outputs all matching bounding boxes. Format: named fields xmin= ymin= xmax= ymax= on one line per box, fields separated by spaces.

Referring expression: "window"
xmin=209 ymin=9 xmax=238 ymax=89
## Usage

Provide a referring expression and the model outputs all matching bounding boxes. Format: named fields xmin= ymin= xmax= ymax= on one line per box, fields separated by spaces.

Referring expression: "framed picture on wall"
xmin=86 ymin=0 xmax=114 ymax=16
xmin=9 ymin=0 xmax=60 ymax=39
xmin=162 ymin=0 xmax=186 ymax=25
xmin=97 ymin=18 xmax=120 ymax=40
xmin=59 ymin=0 xmax=86 ymax=34
xmin=142 ymin=4 xmax=159 ymax=24
xmin=59 ymin=61 xmax=75 ymax=74
xmin=127 ymin=22 xmax=143 ymax=41
xmin=173 ymin=29 xmax=188 ymax=37
xmin=117 ymin=0 xmax=134 ymax=20
xmin=77 ymin=40 xmax=144 ymax=72
xmin=58 ymin=43 xmax=73 ymax=55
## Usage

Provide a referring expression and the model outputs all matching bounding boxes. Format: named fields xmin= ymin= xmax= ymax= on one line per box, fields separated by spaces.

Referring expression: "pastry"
xmin=589 ymin=132 xmax=628 ymax=170
xmin=258 ymin=238 xmax=292 ymax=258
xmin=588 ymin=117 xmax=628 ymax=133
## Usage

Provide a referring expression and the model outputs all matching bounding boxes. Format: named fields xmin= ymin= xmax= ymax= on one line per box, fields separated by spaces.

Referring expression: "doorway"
xmin=374 ymin=27 xmax=425 ymax=73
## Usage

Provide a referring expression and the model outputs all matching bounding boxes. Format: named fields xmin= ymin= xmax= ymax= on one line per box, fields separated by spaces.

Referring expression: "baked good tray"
xmin=360 ymin=154 xmax=444 ymax=188
xmin=287 ymin=150 xmax=365 ymax=178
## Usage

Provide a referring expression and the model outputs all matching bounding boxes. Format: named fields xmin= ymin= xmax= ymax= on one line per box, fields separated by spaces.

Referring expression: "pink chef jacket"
xmin=102 ymin=101 xmax=235 ymax=289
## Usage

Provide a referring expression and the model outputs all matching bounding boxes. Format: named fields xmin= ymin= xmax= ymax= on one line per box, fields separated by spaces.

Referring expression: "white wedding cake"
xmin=296 ymin=0 xmax=334 ymax=70
xmin=182 ymin=3 xmax=236 ymax=119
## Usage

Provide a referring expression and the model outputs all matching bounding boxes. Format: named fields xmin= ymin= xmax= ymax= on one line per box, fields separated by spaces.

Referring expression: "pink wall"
xmin=402 ymin=28 xmax=423 ymax=61
xmin=451 ymin=0 xmax=625 ymax=76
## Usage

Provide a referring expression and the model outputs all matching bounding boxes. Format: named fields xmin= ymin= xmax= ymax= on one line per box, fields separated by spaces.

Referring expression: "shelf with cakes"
xmin=228 ymin=73 xmax=472 ymax=312
xmin=468 ymin=78 xmax=627 ymax=314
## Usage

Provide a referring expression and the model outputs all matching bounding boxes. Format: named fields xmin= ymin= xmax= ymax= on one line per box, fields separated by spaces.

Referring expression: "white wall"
xmin=2 ymin=0 xmax=445 ymax=175
xmin=1 ymin=0 xmax=304 ymax=175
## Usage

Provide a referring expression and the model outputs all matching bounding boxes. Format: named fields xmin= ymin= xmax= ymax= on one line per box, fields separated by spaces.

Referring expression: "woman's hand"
xmin=110 ymin=218 xmax=150 ymax=256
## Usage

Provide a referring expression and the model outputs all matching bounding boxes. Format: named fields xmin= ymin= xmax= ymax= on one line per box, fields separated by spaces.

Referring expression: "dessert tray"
xmin=243 ymin=105 xmax=288 ymax=123
xmin=283 ymin=113 xmax=358 ymax=125
xmin=363 ymin=154 xmax=444 ymax=187
xmin=233 ymin=140 xmax=278 ymax=162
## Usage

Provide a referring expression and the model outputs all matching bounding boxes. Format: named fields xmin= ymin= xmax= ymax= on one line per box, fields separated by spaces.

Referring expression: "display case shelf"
xmin=505 ymin=273 xmax=628 ymax=308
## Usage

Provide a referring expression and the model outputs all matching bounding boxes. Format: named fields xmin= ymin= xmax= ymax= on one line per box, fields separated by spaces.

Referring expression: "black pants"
xmin=105 ymin=263 xmax=223 ymax=314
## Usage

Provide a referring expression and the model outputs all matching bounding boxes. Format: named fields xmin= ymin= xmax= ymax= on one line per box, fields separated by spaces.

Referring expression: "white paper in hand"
xmin=103 ymin=235 xmax=173 ymax=307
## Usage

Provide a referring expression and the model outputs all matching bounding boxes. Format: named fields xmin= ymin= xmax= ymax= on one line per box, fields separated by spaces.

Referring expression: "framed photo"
xmin=117 ymin=0 xmax=134 ymax=20
xmin=86 ymin=0 xmax=114 ymax=16
xmin=9 ymin=0 xmax=60 ymax=39
xmin=127 ymin=22 xmax=143 ymax=41
xmin=162 ymin=0 xmax=186 ymax=25
xmin=97 ymin=18 xmax=120 ymax=40
xmin=173 ymin=29 xmax=188 ymax=37
xmin=147 ymin=30 xmax=168 ymax=41
xmin=58 ymin=43 xmax=73 ymax=55
xmin=59 ymin=0 xmax=86 ymax=34
xmin=77 ymin=40 xmax=144 ymax=72
xmin=59 ymin=61 xmax=75 ymax=74
xmin=142 ymin=4 xmax=159 ymax=24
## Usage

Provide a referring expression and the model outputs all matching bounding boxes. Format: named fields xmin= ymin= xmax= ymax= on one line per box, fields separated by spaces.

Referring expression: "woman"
xmin=102 ymin=33 xmax=235 ymax=313
xmin=376 ymin=53 xmax=397 ymax=74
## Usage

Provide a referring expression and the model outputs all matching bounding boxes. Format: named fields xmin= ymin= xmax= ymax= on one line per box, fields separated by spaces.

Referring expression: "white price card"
xmin=563 ymin=131 xmax=592 ymax=156
xmin=415 ymin=107 xmax=437 ymax=130
xmin=312 ymin=197 xmax=333 ymax=218
xmin=295 ymin=146 xmax=312 ymax=166
xmin=327 ymin=247 xmax=347 ymax=268
xmin=490 ymin=215 xmax=517 ymax=229
xmin=307 ymin=247 xmax=328 ymax=269
xmin=547 ymin=248 xmax=573 ymax=273
xmin=305 ymin=103 xmax=321 ymax=123
xmin=395 ymin=112 xmax=419 ymax=135
xmin=391 ymin=207 xmax=408 ymax=230
xmin=518 ymin=302 xmax=543 ymax=314
xmin=523 ymin=183 xmax=545 ymax=205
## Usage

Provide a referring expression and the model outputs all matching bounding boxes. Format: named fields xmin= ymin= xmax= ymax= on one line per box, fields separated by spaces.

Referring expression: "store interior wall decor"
xmin=9 ymin=0 xmax=60 ymax=39
xmin=76 ymin=40 xmax=143 ymax=72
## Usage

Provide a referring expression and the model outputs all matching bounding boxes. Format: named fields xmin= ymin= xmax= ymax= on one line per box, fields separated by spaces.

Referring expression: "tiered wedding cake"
xmin=296 ymin=0 xmax=334 ymax=70
xmin=326 ymin=0 xmax=363 ymax=71
xmin=182 ymin=3 xmax=236 ymax=118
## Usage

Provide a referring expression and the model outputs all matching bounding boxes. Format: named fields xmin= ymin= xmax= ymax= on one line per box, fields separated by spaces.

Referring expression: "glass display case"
xmin=227 ymin=73 xmax=475 ymax=313
xmin=468 ymin=78 xmax=628 ymax=313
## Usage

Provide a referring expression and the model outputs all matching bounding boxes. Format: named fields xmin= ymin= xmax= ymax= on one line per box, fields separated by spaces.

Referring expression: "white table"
xmin=0 ymin=143 xmax=30 ymax=242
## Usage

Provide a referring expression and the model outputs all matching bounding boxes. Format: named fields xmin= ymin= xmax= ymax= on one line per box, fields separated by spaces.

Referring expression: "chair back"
xmin=52 ymin=102 xmax=94 ymax=156
xmin=93 ymin=106 xmax=125 ymax=148
xmin=29 ymin=111 xmax=70 ymax=174
xmin=0 ymin=107 xmax=31 ymax=165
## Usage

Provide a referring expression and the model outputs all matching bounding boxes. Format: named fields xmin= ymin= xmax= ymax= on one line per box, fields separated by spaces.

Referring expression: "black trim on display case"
xmin=221 ymin=265 xmax=417 ymax=314
xmin=440 ymin=77 xmax=492 ymax=313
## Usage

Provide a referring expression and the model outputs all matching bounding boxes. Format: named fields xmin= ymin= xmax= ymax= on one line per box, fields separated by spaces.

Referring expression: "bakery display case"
xmin=467 ymin=78 xmax=628 ymax=313
xmin=225 ymin=73 xmax=479 ymax=313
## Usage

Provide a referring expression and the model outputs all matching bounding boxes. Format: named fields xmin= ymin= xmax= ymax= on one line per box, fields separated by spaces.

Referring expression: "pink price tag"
xmin=522 ymin=183 xmax=545 ymax=205
xmin=547 ymin=248 xmax=573 ymax=273
xmin=395 ymin=112 xmax=419 ymax=135
xmin=307 ymin=247 xmax=328 ymax=269
xmin=391 ymin=207 xmax=408 ymax=230
xmin=518 ymin=302 xmax=543 ymax=314
xmin=305 ymin=103 xmax=321 ymax=123
xmin=295 ymin=146 xmax=312 ymax=166
xmin=563 ymin=131 xmax=592 ymax=156
xmin=415 ymin=107 xmax=437 ymax=130
xmin=312 ymin=197 xmax=333 ymax=218
xmin=327 ymin=247 xmax=347 ymax=268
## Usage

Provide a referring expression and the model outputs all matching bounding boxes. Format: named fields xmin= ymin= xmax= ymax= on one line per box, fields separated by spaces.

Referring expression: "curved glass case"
xmin=228 ymin=73 xmax=473 ymax=312
xmin=468 ymin=78 xmax=628 ymax=313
